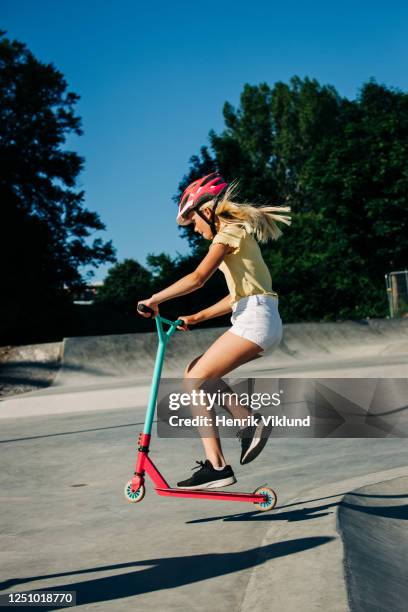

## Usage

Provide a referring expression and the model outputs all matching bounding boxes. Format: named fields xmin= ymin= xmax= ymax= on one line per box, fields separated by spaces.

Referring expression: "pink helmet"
xmin=176 ymin=172 xmax=228 ymax=225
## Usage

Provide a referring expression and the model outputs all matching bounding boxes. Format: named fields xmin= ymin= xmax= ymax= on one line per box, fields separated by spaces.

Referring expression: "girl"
xmin=138 ymin=172 xmax=291 ymax=489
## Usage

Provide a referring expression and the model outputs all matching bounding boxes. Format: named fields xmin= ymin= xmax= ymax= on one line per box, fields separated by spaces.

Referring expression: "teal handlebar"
xmin=137 ymin=303 xmax=183 ymax=329
xmin=155 ymin=315 xmax=183 ymax=345
xmin=160 ymin=316 xmax=184 ymax=327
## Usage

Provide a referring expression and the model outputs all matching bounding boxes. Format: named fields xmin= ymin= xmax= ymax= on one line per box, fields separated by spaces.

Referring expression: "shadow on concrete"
xmin=185 ymin=486 xmax=408 ymax=524
xmin=0 ymin=360 xmax=112 ymax=400
xmin=340 ymin=501 xmax=408 ymax=520
xmin=0 ymin=360 xmax=99 ymax=374
xmin=0 ymin=537 xmax=334 ymax=608
xmin=0 ymin=359 xmax=106 ymax=383
xmin=0 ymin=361 xmax=60 ymax=395
xmin=186 ymin=487 xmax=408 ymax=525
xmin=347 ymin=491 xmax=408 ymax=499
xmin=186 ymin=501 xmax=339 ymax=524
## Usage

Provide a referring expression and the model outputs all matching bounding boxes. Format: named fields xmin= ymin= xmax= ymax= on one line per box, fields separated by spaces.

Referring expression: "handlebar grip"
xmin=137 ymin=303 xmax=154 ymax=317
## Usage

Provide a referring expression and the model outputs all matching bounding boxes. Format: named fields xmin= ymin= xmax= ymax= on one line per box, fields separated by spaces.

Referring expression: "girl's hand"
xmin=176 ymin=314 xmax=201 ymax=331
xmin=137 ymin=299 xmax=159 ymax=319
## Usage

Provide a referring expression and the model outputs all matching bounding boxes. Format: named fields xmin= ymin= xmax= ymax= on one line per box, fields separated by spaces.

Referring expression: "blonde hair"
xmin=200 ymin=180 xmax=291 ymax=242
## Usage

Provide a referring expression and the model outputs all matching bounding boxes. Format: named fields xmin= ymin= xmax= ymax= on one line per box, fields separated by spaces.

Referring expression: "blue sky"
xmin=2 ymin=1 xmax=408 ymax=280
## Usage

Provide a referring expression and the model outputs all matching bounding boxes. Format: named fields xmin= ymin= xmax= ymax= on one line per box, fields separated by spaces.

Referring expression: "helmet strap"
xmin=210 ymin=198 xmax=220 ymax=236
xmin=196 ymin=198 xmax=220 ymax=237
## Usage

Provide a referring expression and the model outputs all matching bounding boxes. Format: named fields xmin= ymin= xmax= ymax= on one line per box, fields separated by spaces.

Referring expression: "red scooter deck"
xmin=155 ymin=486 xmax=264 ymax=503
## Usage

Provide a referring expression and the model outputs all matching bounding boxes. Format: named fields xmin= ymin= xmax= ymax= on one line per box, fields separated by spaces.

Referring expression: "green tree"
xmin=175 ymin=77 xmax=408 ymax=321
xmin=300 ymin=80 xmax=408 ymax=317
xmin=96 ymin=259 xmax=152 ymax=315
xmin=0 ymin=32 xmax=116 ymax=343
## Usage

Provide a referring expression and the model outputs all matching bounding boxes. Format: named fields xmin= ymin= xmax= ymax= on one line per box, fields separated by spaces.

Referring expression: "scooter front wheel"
xmin=253 ymin=486 xmax=277 ymax=512
xmin=124 ymin=480 xmax=145 ymax=503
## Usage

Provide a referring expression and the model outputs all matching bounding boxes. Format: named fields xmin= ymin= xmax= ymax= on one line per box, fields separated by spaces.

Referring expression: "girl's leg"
xmin=184 ymin=331 xmax=263 ymax=467
xmin=185 ymin=351 xmax=262 ymax=420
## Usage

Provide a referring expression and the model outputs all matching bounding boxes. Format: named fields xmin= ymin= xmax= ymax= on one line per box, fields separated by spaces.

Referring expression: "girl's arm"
xmin=193 ymin=295 xmax=233 ymax=322
xmin=138 ymin=243 xmax=232 ymax=316
xmin=177 ymin=294 xmax=232 ymax=330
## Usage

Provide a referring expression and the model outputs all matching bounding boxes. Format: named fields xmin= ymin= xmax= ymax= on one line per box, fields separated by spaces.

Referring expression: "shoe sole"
xmin=240 ymin=422 xmax=272 ymax=465
xmin=176 ymin=475 xmax=237 ymax=490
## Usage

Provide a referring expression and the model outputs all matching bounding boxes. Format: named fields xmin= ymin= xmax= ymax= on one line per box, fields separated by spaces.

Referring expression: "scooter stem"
xmin=142 ymin=315 xmax=182 ymax=435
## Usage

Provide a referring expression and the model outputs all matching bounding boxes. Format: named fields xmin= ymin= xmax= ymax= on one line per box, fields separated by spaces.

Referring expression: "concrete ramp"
xmin=279 ymin=318 xmax=408 ymax=358
xmin=338 ymin=476 xmax=408 ymax=612
xmin=54 ymin=318 xmax=408 ymax=386
xmin=239 ymin=466 xmax=408 ymax=612
xmin=54 ymin=327 xmax=227 ymax=386
xmin=1 ymin=318 xmax=408 ymax=397
xmin=0 ymin=342 xmax=61 ymax=397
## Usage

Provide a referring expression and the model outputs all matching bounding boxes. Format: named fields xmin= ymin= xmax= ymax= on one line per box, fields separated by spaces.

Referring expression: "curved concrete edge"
xmin=49 ymin=318 xmax=408 ymax=387
xmin=0 ymin=341 xmax=61 ymax=363
xmin=338 ymin=475 xmax=408 ymax=612
xmin=1 ymin=318 xmax=407 ymax=392
xmin=0 ymin=341 xmax=62 ymax=398
xmin=239 ymin=466 xmax=408 ymax=612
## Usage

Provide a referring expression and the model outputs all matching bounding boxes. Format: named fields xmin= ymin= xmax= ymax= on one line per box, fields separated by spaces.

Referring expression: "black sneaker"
xmin=237 ymin=413 xmax=272 ymax=465
xmin=176 ymin=460 xmax=237 ymax=489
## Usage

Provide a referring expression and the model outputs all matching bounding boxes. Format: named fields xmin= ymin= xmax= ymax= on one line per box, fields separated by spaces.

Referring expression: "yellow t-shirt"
xmin=211 ymin=223 xmax=278 ymax=305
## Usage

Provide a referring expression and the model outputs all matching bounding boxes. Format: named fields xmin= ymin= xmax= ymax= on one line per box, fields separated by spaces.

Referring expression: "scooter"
xmin=124 ymin=304 xmax=277 ymax=512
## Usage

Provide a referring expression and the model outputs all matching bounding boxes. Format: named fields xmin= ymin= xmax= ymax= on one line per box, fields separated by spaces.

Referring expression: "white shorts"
xmin=229 ymin=294 xmax=283 ymax=354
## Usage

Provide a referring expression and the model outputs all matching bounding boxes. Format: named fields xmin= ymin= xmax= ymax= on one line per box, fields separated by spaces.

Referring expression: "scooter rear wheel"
xmin=124 ymin=480 xmax=145 ymax=503
xmin=253 ymin=486 xmax=277 ymax=512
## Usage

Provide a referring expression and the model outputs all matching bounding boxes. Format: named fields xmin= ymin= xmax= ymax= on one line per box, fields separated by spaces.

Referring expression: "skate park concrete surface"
xmin=1 ymin=318 xmax=408 ymax=610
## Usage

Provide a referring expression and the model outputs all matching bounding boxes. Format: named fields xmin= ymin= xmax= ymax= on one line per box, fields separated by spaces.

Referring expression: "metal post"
xmin=391 ymin=273 xmax=399 ymax=318
xmin=385 ymin=273 xmax=393 ymax=318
